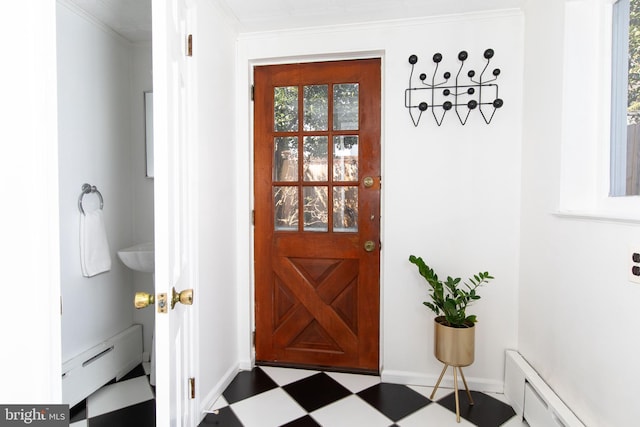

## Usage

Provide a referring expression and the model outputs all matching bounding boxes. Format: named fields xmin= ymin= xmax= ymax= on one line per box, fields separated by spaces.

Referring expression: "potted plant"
xmin=408 ymin=255 xmax=493 ymax=422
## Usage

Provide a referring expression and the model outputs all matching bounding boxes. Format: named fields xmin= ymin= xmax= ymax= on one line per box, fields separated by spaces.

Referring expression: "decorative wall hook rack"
xmin=404 ymin=49 xmax=503 ymax=127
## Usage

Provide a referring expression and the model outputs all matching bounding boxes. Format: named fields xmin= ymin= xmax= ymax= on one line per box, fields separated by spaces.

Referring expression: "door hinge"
xmin=251 ymin=85 xmax=255 ymax=101
xmin=189 ymin=377 xmax=196 ymax=399
xmin=187 ymin=34 xmax=193 ymax=57
xmin=252 ymin=209 xmax=255 ymax=225
xmin=252 ymin=330 xmax=256 ymax=346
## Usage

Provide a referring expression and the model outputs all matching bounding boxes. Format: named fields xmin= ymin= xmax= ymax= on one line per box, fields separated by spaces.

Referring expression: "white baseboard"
xmin=504 ymin=350 xmax=585 ymax=427
xmin=381 ymin=368 xmax=504 ymax=394
xmin=62 ymin=325 xmax=143 ymax=407
xmin=238 ymin=358 xmax=253 ymax=371
xmin=199 ymin=363 xmax=240 ymax=420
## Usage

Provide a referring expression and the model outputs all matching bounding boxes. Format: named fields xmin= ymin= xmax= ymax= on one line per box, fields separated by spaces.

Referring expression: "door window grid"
xmin=273 ymin=83 xmax=360 ymax=232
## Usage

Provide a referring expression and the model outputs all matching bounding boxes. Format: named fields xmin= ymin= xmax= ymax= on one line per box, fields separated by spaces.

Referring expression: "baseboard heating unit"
xmin=504 ymin=350 xmax=585 ymax=427
xmin=62 ymin=324 xmax=143 ymax=407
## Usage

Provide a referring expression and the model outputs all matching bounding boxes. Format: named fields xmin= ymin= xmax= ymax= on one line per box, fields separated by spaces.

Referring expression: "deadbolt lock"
xmin=364 ymin=240 xmax=376 ymax=252
xmin=134 ymin=292 xmax=155 ymax=309
xmin=171 ymin=287 xmax=194 ymax=309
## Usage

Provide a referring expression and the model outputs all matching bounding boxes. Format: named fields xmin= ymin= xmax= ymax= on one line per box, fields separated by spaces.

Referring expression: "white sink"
xmin=117 ymin=242 xmax=154 ymax=273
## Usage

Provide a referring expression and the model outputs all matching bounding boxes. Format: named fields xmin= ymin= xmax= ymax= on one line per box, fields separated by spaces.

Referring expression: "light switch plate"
xmin=629 ymin=246 xmax=640 ymax=284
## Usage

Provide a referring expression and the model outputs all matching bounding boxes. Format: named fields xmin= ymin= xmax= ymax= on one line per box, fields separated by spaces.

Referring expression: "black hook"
xmin=405 ymin=48 xmax=502 ymax=126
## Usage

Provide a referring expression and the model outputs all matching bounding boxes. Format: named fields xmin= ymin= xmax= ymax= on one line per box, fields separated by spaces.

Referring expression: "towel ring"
xmin=78 ymin=183 xmax=104 ymax=215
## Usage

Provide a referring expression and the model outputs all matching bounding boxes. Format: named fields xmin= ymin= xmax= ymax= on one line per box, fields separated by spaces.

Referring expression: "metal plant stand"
xmin=430 ymin=363 xmax=474 ymax=423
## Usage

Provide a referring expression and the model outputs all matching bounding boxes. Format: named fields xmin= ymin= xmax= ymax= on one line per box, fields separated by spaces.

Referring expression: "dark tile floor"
xmin=200 ymin=366 xmax=524 ymax=427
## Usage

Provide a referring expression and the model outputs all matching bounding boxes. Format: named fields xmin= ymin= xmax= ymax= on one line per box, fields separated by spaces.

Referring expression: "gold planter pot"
xmin=431 ymin=316 xmax=476 ymax=423
xmin=434 ymin=316 xmax=475 ymax=367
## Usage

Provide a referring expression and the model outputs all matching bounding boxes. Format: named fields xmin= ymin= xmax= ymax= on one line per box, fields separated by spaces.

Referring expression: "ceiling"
xmin=68 ymin=0 xmax=152 ymax=43
xmin=223 ymin=0 xmax=522 ymax=32
xmin=67 ymin=0 xmax=522 ymax=43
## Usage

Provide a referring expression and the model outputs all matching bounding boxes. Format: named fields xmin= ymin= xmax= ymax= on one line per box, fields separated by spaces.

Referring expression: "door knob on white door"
xmin=171 ymin=287 xmax=194 ymax=309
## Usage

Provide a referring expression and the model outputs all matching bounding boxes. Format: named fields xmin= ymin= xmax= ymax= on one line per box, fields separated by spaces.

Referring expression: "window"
xmin=558 ymin=0 xmax=640 ymax=220
xmin=611 ymin=0 xmax=640 ymax=196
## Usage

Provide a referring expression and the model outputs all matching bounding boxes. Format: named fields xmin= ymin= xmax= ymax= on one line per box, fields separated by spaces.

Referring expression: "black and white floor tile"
xmin=67 ymin=364 xmax=526 ymax=427
xmin=200 ymin=366 xmax=527 ymax=427
xmin=69 ymin=362 xmax=155 ymax=427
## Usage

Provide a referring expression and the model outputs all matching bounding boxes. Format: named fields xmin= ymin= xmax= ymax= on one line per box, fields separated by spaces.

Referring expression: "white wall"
xmin=0 ymin=0 xmax=62 ymax=404
xmin=236 ymin=9 xmax=524 ymax=391
xmin=193 ymin=0 xmax=241 ymax=413
xmin=520 ymin=1 xmax=640 ymax=426
xmin=57 ymin=2 xmax=153 ymax=362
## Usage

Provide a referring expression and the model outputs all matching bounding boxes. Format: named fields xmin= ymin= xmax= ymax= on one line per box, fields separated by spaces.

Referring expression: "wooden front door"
xmin=254 ymin=59 xmax=381 ymax=372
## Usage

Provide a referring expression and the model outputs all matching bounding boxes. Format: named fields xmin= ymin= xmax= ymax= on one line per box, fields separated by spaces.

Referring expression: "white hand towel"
xmin=80 ymin=209 xmax=111 ymax=277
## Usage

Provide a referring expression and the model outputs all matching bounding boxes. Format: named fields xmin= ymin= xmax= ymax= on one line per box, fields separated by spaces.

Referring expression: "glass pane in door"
xmin=333 ymin=83 xmax=359 ymax=130
xmin=273 ymin=137 xmax=298 ymax=181
xmin=274 ymin=186 xmax=298 ymax=231
xmin=274 ymin=86 xmax=299 ymax=132
xmin=303 ymin=136 xmax=328 ymax=181
xmin=333 ymin=136 xmax=358 ymax=181
xmin=303 ymin=186 xmax=328 ymax=232
xmin=304 ymin=85 xmax=328 ymax=131
xmin=333 ymin=186 xmax=358 ymax=232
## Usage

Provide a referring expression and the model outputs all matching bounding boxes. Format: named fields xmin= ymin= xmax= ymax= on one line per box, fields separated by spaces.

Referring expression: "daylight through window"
xmin=612 ymin=0 xmax=640 ymax=196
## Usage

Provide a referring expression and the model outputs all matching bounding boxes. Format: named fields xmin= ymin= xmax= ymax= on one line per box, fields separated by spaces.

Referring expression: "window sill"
xmin=553 ymin=209 xmax=640 ymax=225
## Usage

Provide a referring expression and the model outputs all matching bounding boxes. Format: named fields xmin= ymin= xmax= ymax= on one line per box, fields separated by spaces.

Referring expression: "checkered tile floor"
xmin=200 ymin=366 xmax=526 ymax=427
xmin=69 ymin=363 xmax=155 ymax=427
xmin=67 ymin=364 xmax=525 ymax=426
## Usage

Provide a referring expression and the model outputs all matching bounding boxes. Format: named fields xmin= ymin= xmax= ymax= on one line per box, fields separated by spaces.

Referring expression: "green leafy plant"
xmin=409 ymin=255 xmax=494 ymax=328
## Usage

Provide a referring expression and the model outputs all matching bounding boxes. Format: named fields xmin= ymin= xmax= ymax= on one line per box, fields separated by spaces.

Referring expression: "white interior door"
xmin=153 ymin=0 xmax=198 ymax=425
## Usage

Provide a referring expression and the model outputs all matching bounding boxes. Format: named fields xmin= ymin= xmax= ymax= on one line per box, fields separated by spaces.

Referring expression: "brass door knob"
xmin=134 ymin=292 xmax=155 ymax=309
xmin=363 ymin=176 xmax=374 ymax=188
xmin=364 ymin=240 xmax=376 ymax=252
xmin=171 ymin=287 xmax=194 ymax=309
